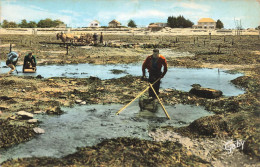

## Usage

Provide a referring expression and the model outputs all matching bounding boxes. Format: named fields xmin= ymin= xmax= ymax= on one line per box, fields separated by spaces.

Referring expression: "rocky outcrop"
xmin=46 ymin=106 xmax=63 ymax=115
xmin=189 ymin=84 xmax=222 ymax=99
xmin=17 ymin=111 xmax=34 ymax=119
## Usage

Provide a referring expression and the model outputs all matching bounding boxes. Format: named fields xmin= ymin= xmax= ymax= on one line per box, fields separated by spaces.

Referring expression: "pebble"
xmin=34 ymin=110 xmax=45 ymax=114
xmin=80 ymin=101 xmax=86 ymax=105
xmin=75 ymin=100 xmax=83 ymax=104
xmin=33 ymin=127 xmax=45 ymax=134
xmin=28 ymin=119 xmax=38 ymax=123
xmin=9 ymin=116 xmax=16 ymax=120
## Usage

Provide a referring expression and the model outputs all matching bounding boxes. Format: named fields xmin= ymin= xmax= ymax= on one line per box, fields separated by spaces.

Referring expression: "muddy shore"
xmin=0 ymin=33 xmax=259 ymax=166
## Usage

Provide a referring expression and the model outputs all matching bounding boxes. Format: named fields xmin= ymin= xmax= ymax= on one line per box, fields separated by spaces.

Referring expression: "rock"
xmin=33 ymin=127 xmax=45 ymax=134
xmin=9 ymin=116 xmax=16 ymax=120
xmin=46 ymin=106 xmax=63 ymax=115
xmin=28 ymin=119 xmax=38 ymax=123
xmin=164 ymin=88 xmax=175 ymax=92
xmin=17 ymin=111 xmax=34 ymax=119
xmin=59 ymin=95 xmax=67 ymax=99
xmin=75 ymin=99 xmax=83 ymax=104
xmin=80 ymin=101 xmax=86 ymax=105
xmin=71 ymin=94 xmax=75 ymax=98
xmin=189 ymin=86 xmax=223 ymax=99
xmin=36 ymin=75 xmax=43 ymax=79
xmin=34 ymin=110 xmax=45 ymax=114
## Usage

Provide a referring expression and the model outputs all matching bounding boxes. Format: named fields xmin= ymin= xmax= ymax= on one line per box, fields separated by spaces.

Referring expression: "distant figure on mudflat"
xmin=100 ymin=32 xmax=103 ymax=44
xmin=142 ymin=49 xmax=168 ymax=99
xmin=93 ymin=33 xmax=98 ymax=45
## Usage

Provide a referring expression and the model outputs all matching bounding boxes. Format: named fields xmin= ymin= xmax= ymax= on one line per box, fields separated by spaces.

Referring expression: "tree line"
xmin=167 ymin=15 xmax=194 ymax=28
xmin=167 ymin=15 xmax=224 ymax=29
xmin=1 ymin=17 xmax=225 ymax=29
xmin=1 ymin=18 xmax=64 ymax=28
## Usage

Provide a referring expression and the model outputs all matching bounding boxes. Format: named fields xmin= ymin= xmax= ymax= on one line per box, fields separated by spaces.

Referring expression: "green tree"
xmin=167 ymin=15 xmax=193 ymax=28
xmin=2 ymin=20 xmax=9 ymax=28
xmin=216 ymin=19 xmax=224 ymax=29
xmin=53 ymin=19 xmax=64 ymax=27
xmin=167 ymin=16 xmax=177 ymax=28
xmin=8 ymin=21 xmax=18 ymax=28
xmin=28 ymin=21 xmax=37 ymax=28
xmin=128 ymin=20 xmax=137 ymax=28
xmin=19 ymin=19 xmax=28 ymax=28
xmin=37 ymin=18 xmax=53 ymax=28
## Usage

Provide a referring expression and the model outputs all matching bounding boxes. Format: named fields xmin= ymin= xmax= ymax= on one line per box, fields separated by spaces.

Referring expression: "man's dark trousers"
xmin=148 ymin=70 xmax=161 ymax=98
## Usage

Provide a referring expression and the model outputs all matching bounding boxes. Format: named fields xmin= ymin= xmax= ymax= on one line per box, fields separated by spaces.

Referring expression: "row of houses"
xmin=89 ymin=19 xmax=121 ymax=28
xmin=57 ymin=18 xmax=217 ymax=29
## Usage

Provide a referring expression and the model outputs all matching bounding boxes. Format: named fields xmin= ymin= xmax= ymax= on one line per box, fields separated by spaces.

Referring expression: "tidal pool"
xmin=0 ymin=102 xmax=213 ymax=163
xmin=0 ymin=62 xmax=244 ymax=96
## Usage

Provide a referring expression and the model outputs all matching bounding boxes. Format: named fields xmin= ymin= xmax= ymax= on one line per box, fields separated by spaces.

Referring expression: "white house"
xmin=89 ymin=20 xmax=100 ymax=27
xmin=193 ymin=18 xmax=216 ymax=29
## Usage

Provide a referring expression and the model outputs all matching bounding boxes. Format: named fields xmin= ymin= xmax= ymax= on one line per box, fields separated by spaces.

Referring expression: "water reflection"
xmin=0 ymin=62 xmax=244 ymax=96
xmin=0 ymin=102 xmax=212 ymax=163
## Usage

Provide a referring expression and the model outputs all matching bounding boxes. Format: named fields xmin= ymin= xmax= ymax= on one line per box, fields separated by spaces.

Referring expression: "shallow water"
xmin=0 ymin=62 xmax=244 ymax=96
xmin=0 ymin=102 xmax=213 ymax=163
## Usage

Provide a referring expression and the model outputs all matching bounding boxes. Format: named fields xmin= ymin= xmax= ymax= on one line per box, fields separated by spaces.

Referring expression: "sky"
xmin=0 ymin=0 xmax=260 ymax=29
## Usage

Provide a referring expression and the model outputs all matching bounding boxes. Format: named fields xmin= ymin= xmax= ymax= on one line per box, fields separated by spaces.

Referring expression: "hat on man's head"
xmin=153 ymin=49 xmax=159 ymax=53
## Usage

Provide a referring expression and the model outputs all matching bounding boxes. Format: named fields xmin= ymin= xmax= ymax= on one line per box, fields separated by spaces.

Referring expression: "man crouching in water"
xmin=142 ymin=49 xmax=168 ymax=99
xmin=23 ymin=52 xmax=37 ymax=72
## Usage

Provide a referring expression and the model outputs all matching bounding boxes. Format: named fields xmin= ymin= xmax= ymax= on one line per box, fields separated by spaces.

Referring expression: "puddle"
xmin=0 ymin=102 xmax=213 ymax=163
xmin=0 ymin=62 xmax=244 ymax=96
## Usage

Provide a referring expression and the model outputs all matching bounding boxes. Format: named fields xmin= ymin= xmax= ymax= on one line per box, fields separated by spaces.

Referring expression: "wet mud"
xmin=0 ymin=34 xmax=259 ymax=166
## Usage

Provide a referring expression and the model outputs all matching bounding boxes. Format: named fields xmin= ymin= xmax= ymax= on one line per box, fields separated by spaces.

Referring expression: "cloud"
xmin=1 ymin=3 xmax=75 ymax=26
xmin=97 ymin=9 xmax=167 ymax=23
xmin=28 ymin=5 xmax=49 ymax=12
xmin=173 ymin=2 xmax=211 ymax=12
xmin=59 ymin=10 xmax=81 ymax=17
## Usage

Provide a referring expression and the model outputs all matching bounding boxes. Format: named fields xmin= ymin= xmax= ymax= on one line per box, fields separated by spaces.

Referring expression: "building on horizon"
xmin=56 ymin=23 xmax=67 ymax=28
xmin=108 ymin=19 xmax=121 ymax=28
xmin=89 ymin=20 xmax=100 ymax=27
xmin=193 ymin=18 xmax=216 ymax=29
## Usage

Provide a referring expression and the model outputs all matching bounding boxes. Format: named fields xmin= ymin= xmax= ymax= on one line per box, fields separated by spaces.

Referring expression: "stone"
xmin=28 ymin=119 xmax=38 ymax=123
xmin=9 ymin=116 xmax=16 ymax=120
xmin=75 ymin=99 xmax=83 ymax=104
xmin=36 ymin=75 xmax=43 ymax=79
xmin=189 ymin=86 xmax=223 ymax=99
xmin=17 ymin=111 xmax=34 ymax=119
xmin=33 ymin=127 xmax=45 ymax=134
xmin=164 ymin=88 xmax=175 ymax=92
xmin=34 ymin=110 xmax=45 ymax=114
xmin=80 ymin=101 xmax=87 ymax=105
xmin=46 ymin=106 xmax=63 ymax=115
